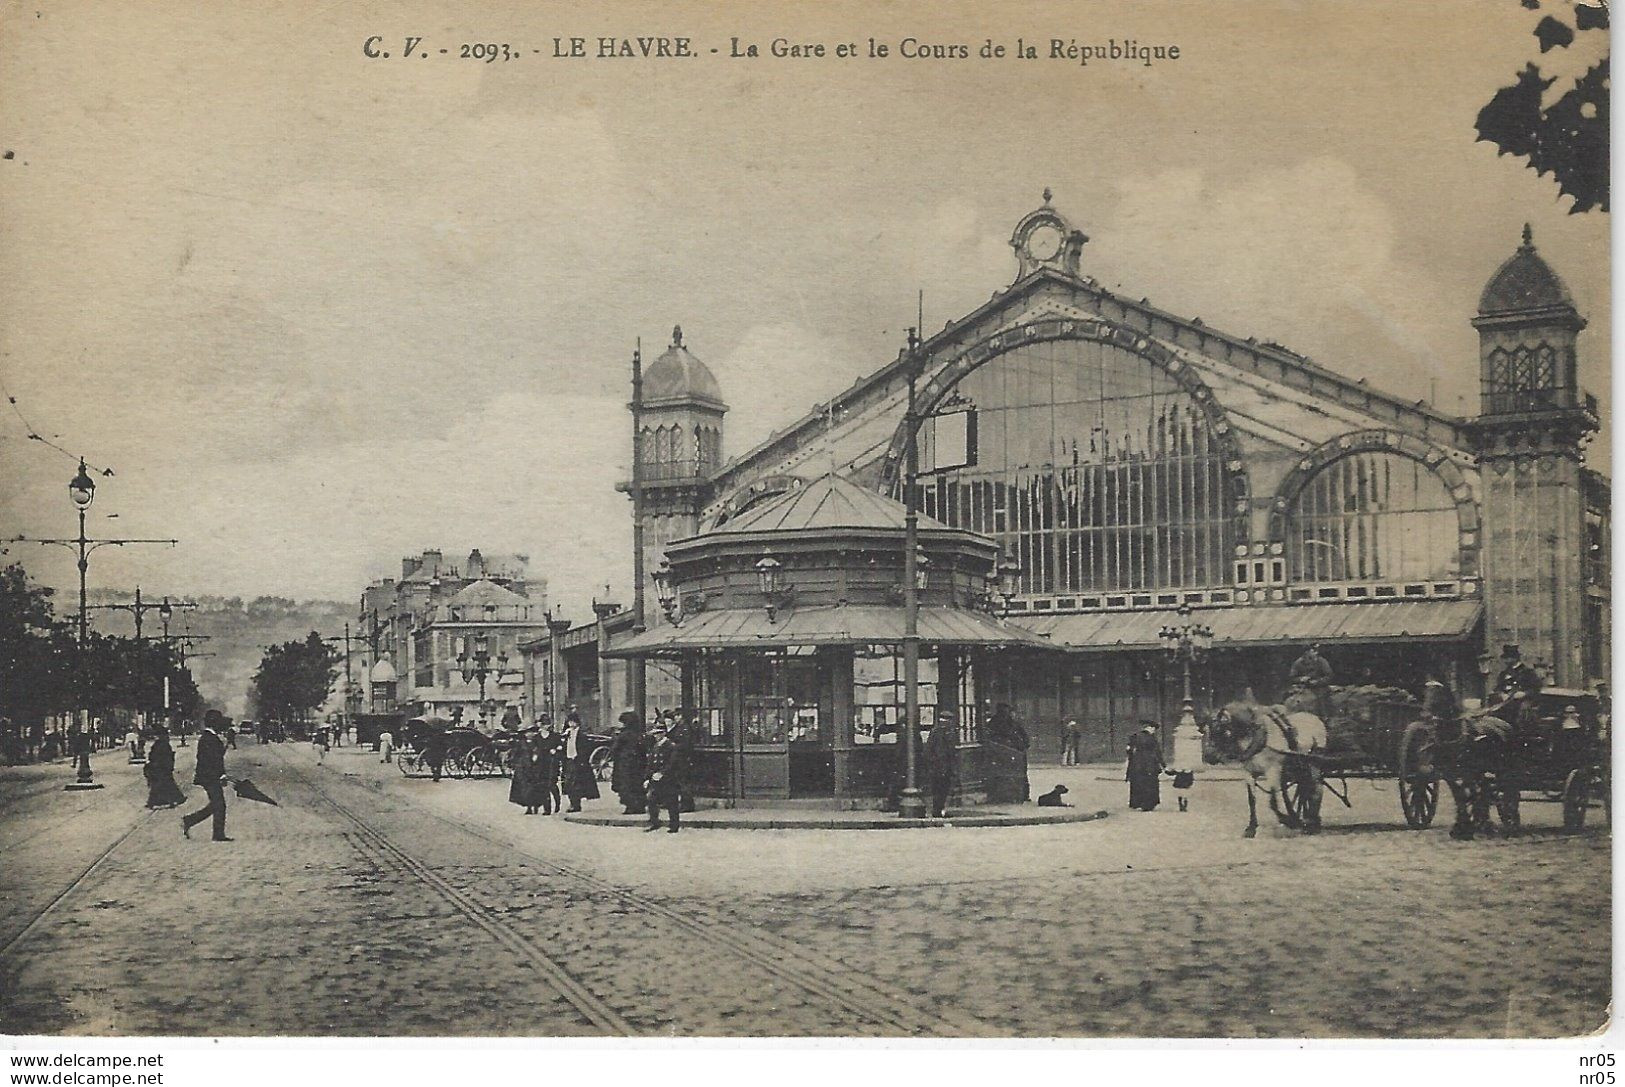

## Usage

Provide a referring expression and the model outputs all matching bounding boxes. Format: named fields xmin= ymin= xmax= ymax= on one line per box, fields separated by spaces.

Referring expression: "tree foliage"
xmin=0 ymin=563 xmax=205 ymax=727
xmin=251 ymin=632 xmax=338 ymax=725
xmin=1476 ymin=1 xmax=1609 ymax=213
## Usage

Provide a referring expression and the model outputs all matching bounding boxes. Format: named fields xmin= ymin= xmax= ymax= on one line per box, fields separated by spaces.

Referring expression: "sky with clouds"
xmin=0 ymin=0 xmax=1610 ymax=621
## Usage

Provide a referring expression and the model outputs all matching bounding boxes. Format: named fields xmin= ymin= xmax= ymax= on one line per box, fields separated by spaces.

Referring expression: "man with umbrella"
xmin=182 ymin=710 xmax=232 ymax=842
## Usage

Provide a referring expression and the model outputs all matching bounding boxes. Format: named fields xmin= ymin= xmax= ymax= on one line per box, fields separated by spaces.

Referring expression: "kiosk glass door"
xmin=738 ymin=651 xmax=829 ymax=799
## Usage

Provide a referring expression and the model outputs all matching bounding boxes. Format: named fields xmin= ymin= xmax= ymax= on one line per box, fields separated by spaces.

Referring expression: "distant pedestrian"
xmin=379 ymin=728 xmax=394 ymax=764
xmin=315 ymin=726 xmax=331 ymax=765
xmin=181 ymin=711 xmax=231 ymax=841
xmin=924 ymin=709 xmax=958 ymax=818
xmin=1061 ymin=718 xmax=1082 ymax=766
xmin=642 ymin=722 xmax=685 ymax=833
xmin=609 ymin=711 xmax=648 ymax=816
xmin=1126 ymin=721 xmax=1164 ymax=812
xmin=144 ymin=726 xmax=186 ymax=809
xmin=224 ymin=725 xmax=237 ymax=749
xmin=561 ymin=712 xmax=599 ymax=812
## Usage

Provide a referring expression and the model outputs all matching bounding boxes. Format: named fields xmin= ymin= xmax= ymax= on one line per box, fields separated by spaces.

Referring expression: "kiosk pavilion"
xmin=606 ymin=473 xmax=1046 ymax=805
xmin=605 ymin=195 xmax=1609 ymax=783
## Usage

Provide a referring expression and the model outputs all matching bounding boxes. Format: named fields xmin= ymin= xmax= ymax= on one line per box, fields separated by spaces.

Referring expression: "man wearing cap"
xmin=643 ymin=721 xmax=684 ymax=833
xmin=1288 ymin=642 xmax=1334 ymax=718
xmin=182 ymin=710 xmax=231 ymax=842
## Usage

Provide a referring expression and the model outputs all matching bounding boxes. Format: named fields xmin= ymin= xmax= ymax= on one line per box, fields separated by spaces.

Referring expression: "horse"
xmin=1201 ymin=696 xmax=1329 ymax=838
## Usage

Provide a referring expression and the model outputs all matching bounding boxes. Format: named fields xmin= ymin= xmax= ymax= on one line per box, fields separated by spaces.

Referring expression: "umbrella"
xmin=232 ymin=777 xmax=280 ymax=806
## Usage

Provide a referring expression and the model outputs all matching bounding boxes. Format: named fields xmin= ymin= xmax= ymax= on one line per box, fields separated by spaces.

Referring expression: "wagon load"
xmin=1316 ymin=685 xmax=1419 ymax=761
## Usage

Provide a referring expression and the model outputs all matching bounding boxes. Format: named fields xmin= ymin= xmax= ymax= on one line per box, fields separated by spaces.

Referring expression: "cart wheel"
xmin=447 ymin=753 xmax=471 ymax=780
xmin=591 ymin=747 xmax=613 ymax=783
xmin=1495 ymin=782 xmax=1521 ymax=832
xmin=1397 ymin=723 xmax=1440 ymax=828
xmin=1563 ymin=768 xmax=1589 ymax=830
xmin=398 ymin=753 xmax=417 ymax=778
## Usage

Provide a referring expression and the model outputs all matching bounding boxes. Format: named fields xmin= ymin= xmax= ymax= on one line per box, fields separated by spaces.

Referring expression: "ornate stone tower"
xmin=1467 ymin=226 xmax=1600 ymax=686
xmin=621 ymin=326 xmax=727 ymax=711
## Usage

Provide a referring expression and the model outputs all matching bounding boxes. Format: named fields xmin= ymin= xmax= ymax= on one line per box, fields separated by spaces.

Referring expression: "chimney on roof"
xmin=423 ymin=549 xmax=442 ymax=573
xmin=467 ymin=548 xmax=485 ymax=578
xmin=402 ymin=556 xmax=420 ymax=579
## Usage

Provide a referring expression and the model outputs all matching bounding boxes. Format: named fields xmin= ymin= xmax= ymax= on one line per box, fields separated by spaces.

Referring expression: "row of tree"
xmin=248 ymin=632 xmax=338 ymax=728
xmin=0 ymin=563 xmax=204 ymax=728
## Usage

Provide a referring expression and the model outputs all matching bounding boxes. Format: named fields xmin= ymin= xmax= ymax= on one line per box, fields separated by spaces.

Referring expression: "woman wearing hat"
xmin=609 ymin=711 xmax=648 ymax=816
xmin=561 ymin=711 xmax=599 ymax=812
xmin=144 ymin=725 xmax=186 ymax=809
xmin=508 ymin=728 xmax=548 ymax=815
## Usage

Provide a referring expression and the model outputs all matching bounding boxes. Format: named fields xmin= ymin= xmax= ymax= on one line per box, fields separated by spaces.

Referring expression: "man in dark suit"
xmin=924 ymin=709 xmax=958 ymax=818
xmin=182 ymin=710 xmax=231 ymax=841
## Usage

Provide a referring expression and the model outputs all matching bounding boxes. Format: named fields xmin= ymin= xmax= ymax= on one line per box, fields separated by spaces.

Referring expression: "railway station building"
xmin=596 ymin=195 xmax=1609 ymax=793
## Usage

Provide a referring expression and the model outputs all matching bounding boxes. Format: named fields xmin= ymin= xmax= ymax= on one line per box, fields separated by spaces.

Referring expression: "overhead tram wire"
xmin=0 ymin=367 xmax=116 ymax=477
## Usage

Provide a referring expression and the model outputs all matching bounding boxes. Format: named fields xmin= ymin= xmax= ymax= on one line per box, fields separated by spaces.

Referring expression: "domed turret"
xmin=642 ymin=325 xmax=725 ymax=408
xmin=1477 ymin=224 xmax=1578 ymax=317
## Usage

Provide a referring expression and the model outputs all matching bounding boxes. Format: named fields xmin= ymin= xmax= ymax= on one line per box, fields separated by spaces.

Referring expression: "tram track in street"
xmin=288 ymin=749 xmax=984 ymax=1037
xmin=320 ymin=763 xmax=984 ymax=1036
xmin=296 ymin=769 xmax=635 ymax=1036
xmin=0 ymin=809 xmax=153 ymax=963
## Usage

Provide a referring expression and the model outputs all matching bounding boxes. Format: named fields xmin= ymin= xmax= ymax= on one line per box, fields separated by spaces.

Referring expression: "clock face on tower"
xmin=1025 ymin=222 xmax=1063 ymax=262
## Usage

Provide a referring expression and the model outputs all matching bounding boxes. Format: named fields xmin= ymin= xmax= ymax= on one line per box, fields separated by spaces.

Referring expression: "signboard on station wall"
xmin=922 ymin=402 xmax=977 ymax=474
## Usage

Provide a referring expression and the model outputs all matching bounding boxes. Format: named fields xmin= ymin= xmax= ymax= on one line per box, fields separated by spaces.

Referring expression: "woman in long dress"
xmin=144 ymin=727 xmax=187 ymax=809
xmin=1126 ymin=722 xmax=1165 ymax=811
xmin=561 ymin=712 xmax=600 ymax=812
xmin=507 ymin=730 xmax=546 ymax=815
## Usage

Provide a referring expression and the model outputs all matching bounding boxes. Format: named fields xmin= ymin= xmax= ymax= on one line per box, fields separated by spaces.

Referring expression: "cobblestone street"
xmin=0 ymin=743 xmax=1609 ymax=1038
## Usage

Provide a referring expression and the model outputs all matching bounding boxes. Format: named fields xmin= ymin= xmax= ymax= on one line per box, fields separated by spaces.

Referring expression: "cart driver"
xmin=1288 ymin=643 xmax=1334 ymax=718
xmin=1491 ymin=645 xmax=1543 ymax=728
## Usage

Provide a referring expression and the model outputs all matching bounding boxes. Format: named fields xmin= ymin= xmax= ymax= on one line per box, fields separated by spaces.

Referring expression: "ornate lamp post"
xmin=1159 ymin=604 xmax=1214 ymax=772
xmin=457 ymin=633 xmax=507 ymax=726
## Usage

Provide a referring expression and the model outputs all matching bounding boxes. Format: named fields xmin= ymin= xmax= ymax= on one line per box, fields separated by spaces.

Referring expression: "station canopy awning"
xmin=603 ymin=604 xmax=1054 ymax=657
xmin=1015 ymin=599 xmax=1482 ymax=651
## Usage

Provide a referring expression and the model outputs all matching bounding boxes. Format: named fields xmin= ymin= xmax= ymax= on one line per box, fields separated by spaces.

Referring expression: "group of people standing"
xmin=505 ymin=712 xmax=602 ymax=816
xmin=510 ymin=709 xmax=691 ymax=832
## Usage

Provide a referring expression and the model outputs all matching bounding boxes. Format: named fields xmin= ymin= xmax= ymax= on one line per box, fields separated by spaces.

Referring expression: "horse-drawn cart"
xmin=1270 ymin=686 xmax=1438 ymax=831
xmin=1475 ymin=688 xmax=1609 ymax=833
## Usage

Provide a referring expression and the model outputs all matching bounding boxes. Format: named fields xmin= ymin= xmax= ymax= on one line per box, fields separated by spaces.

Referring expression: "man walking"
xmin=182 ymin=710 xmax=231 ymax=842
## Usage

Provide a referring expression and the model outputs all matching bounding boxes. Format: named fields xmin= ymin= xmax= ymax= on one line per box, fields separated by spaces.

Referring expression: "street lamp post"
xmin=6 ymin=460 xmax=178 ymax=790
xmin=457 ymin=633 xmax=508 ymax=727
xmin=899 ymin=327 xmax=927 ymax=819
xmin=1159 ymin=604 xmax=1214 ymax=775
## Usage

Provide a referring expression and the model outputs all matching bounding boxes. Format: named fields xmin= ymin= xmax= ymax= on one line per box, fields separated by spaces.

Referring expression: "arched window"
xmin=1286 ymin=452 xmax=1459 ymax=583
xmin=1484 ymin=343 xmax=1561 ymax=413
xmin=904 ymin=337 xmax=1238 ymax=594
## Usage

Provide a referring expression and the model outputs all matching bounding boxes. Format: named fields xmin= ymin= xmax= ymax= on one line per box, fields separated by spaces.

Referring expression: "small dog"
xmin=1037 ymin=784 xmax=1070 ymax=807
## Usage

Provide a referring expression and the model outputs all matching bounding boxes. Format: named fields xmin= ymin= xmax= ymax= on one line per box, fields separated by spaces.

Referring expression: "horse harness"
xmin=1235 ymin=703 xmax=1302 ymax=762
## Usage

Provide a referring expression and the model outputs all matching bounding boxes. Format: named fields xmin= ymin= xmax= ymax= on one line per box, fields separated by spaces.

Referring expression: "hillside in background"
xmin=77 ymin=586 xmax=353 ymax=719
